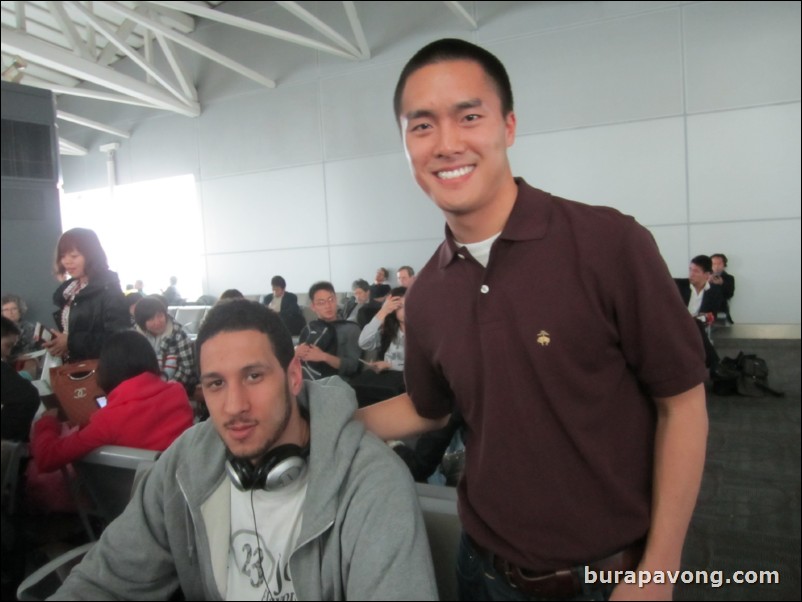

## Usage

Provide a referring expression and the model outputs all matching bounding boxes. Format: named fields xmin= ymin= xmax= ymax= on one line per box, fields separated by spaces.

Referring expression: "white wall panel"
xmin=477 ymin=1 xmax=682 ymax=43
xmin=199 ymin=83 xmax=322 ymax=179
xmin=320 ymin=66 xmax=402 ymax=160
xmin=329 ymin=238 xmax=443 ymax=293
xmin=690 ymin=220 xmax=801 ymax=324
xmin=687 ymin=103 xmax=801 ymax=222
xmin=648 ymin=224 xmax=691 ymax=277
xmin=510 ymin=118 xmax=687 ymax=226
xmin=494 ymin=10 xmax=683 ymax=135
xmin=201 ymin=164 xmax=327 ymax=253
xmin=204 ymin=246 xmax=331 ymax=298
xmin=324 ymin=153 xmax=444 ymax=246
xmin=684 ymin=1 xmax=801 ymax=113
xmin=130 ymin=114 xmax=199 ymax=182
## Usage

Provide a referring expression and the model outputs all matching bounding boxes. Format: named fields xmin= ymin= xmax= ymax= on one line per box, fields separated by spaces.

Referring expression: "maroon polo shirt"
xmin=404 ymin=179 xmax=706 ymax=570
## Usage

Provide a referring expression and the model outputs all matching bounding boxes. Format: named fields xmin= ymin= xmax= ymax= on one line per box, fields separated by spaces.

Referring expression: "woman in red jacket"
xmin=32 ymin=330 xmax=194 ymax=473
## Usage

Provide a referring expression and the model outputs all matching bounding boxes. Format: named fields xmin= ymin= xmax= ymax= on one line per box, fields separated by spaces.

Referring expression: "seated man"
xmin=51 ymin=300 xmax=437 ymax=600
xmin=396 ymin=265 xmax=416 ymax=288
xmin=369 ymin=267 xmax=391 ymax=303
xmin=296 ymin=281 xmax=361 ymax=381
xmin=709 ymin=253 xmax=735 ymax=323
xmin=675 ymin=255 xmax=723 ymax=372
xmin=262 ymin=275 xmax=306 ymax=335
xmin=340 ymin=279 xmax=370 ymax=323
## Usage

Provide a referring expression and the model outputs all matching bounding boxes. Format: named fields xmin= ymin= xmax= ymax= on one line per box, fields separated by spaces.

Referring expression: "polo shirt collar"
xmin=437 ymin=177 xmax=552 ymax=268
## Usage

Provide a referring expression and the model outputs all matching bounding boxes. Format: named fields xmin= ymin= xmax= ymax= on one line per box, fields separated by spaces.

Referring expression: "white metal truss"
xmin=0 ymin=1 xmax=477 ymax=153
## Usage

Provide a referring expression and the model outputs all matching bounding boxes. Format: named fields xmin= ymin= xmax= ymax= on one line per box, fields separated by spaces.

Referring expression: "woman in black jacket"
xmin=43 ymin=228 xmax=130 ymax=361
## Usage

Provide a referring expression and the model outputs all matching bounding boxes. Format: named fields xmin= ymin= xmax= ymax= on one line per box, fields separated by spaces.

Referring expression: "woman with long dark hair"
xmin=43 ymin=228 xmax=130 ymax=361
xmin=352 ymin=286 xmax=407 ymax=406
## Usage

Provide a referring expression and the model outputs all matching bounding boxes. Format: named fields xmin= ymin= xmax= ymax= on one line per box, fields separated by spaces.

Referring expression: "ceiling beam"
xmin=101 ymin=1 xmax=277 ymax=89
xmin=343 ymin=1 xmax=370 ymax=60
xmin=97 ymin=16 xmax=136 ymax=65
xmin=59 ymin=137 xmax=89 ymax=156
xmin=145 ymin=0 xmax=359 ymax=60
xmin=57 ymin=110 xmax=131 ymax=138
xmin=276 ymin=1 xmax=361 ymax=57
xmin=1 ymin=25 xmax=200 ymax=115
xmin=154 ymin=31 xmax=197 ymax=102
xmin=444 ymin=1 xmax=477 ymax=30
xmin=14 ymin=0 xmax=26 ymax=32
xmin=23 ymin=77 xmax=162 ymax=108
xmin=67 ymin=1 xmax=193 ymax=106
xmin=47 ymin=1 xmax=94 ymax=60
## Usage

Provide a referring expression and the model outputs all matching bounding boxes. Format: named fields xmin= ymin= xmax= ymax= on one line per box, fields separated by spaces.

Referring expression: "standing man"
xmin=709 ymin=253 xmax=735 ymax=323
xmin=359 ymin=38 xmax=708 ymax=600
xmin=51 ymin=300 xmax=437 ymax=600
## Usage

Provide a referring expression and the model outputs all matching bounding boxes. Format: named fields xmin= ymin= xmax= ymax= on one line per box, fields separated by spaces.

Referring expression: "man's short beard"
xmin=229 ymin=380 xmax=294 ymax=464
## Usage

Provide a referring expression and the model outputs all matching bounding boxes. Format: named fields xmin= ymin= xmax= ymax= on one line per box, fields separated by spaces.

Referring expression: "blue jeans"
xmin=456 ymin=532 xmax=615 ymax=601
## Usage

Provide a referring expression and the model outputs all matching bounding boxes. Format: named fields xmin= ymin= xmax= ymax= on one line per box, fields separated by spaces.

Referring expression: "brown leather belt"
xmin=469 ymin=536 xmax=644 ymax=599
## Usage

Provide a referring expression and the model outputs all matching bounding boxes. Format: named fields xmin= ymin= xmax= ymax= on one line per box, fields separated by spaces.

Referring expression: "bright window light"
xmin=60 ymin=174 xmax=205 ymax=302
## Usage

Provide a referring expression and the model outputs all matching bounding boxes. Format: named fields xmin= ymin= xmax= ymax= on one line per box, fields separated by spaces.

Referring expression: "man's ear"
xmin=504 ymin=110 xmax=517 ymax=148
xmin=288 ymin=356 xmax=303 ymax=396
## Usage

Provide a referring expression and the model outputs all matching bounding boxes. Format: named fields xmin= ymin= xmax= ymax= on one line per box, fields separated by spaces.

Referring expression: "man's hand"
xmin=370 ymin=360 xmax=392 ymax=372
xmin=303 ymin=344 xmax=329 ymax=363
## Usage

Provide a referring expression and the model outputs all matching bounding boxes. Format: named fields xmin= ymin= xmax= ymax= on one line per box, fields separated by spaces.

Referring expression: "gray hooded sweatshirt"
xmin=52 ymin=377 xmax=438 ymax=600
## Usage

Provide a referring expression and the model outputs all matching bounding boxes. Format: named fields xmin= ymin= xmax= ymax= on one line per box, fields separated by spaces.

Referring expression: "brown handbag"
xmin=49 ymin=360 xmax=105 ymax=426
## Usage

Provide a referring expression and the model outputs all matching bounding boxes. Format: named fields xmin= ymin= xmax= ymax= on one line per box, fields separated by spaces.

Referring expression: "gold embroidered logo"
xmin=536 ymin=330 xmax=551 ymax=346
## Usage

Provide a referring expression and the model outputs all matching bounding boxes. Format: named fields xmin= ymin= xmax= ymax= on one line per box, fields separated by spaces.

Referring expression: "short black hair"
xmin=711 ymin=253 xmax=728 ymax=267
xmin=691 ymin=255 xmax=713 ymax=273
xmin=397 ymin=265 xmax=415 ymax=277
xmin=134 ymin=296 xmax=168 ymax=331
xmin=1 ymin=316 xmax=21 ymax=338
xmin=271 ymin=275 xmax=287 ymax=289
xmin=393 ymin=38 xmax=514 ymax=123
xmin=126 ymin=291 xmax=144 ymax=309
xmin=309 ymin=281 xmax=335 ymax=301
xmin=196 ymin=299 xmax=294 ymax=372
xmin=98 ymin=331 xmax=161 ymax=393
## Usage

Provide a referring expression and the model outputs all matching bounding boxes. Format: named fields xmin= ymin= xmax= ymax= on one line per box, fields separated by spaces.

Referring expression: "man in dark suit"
xmin=262 ymin=275 xmax=306 ymax=336
xmin=709 ymin=253 xmax=735 ymax=323
xmin=675 ymin=255 xmax=723 ymax=372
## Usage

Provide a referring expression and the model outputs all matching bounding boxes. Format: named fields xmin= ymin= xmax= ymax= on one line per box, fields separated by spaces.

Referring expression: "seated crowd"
xmin=2 ymin=253 xmax=730 ymax=598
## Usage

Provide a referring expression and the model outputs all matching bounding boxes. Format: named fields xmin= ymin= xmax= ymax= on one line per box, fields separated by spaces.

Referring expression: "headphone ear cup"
xmin=225 ymin=444 xmax=309 ymax=492
xmin=226 ymin=457 xmax=256 ymax=491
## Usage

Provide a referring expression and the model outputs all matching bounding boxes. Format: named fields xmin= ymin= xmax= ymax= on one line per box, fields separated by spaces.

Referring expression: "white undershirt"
xmin=459 ymin=232 xmax=501 ymax=268
xmin=226 ymin=469 xmax=308 ymax=601
xmin=687 ymin=281 xmax=710 ymax=316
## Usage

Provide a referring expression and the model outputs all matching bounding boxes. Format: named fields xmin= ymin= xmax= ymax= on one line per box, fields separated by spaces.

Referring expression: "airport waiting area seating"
xmin=416 ymin=482 xmax=460 ymax=601
xmin=16 ymin=445 xmax=160 ymax=601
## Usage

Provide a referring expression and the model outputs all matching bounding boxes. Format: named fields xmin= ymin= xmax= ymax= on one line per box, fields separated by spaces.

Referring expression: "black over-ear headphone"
xmin=226 ymin=444 xmax=309 ymax=492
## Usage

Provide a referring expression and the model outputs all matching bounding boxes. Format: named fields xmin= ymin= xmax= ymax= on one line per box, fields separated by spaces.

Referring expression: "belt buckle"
xmin=497 ymin=557 xmax=579 ymax=598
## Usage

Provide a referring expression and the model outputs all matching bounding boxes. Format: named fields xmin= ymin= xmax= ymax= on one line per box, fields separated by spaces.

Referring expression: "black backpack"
xmin=712 ymin=352 xmax=783 ymax=397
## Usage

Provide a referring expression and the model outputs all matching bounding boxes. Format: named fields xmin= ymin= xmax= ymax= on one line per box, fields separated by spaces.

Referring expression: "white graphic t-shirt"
xmin=226 ymin=468 xmax=308 ymax=601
